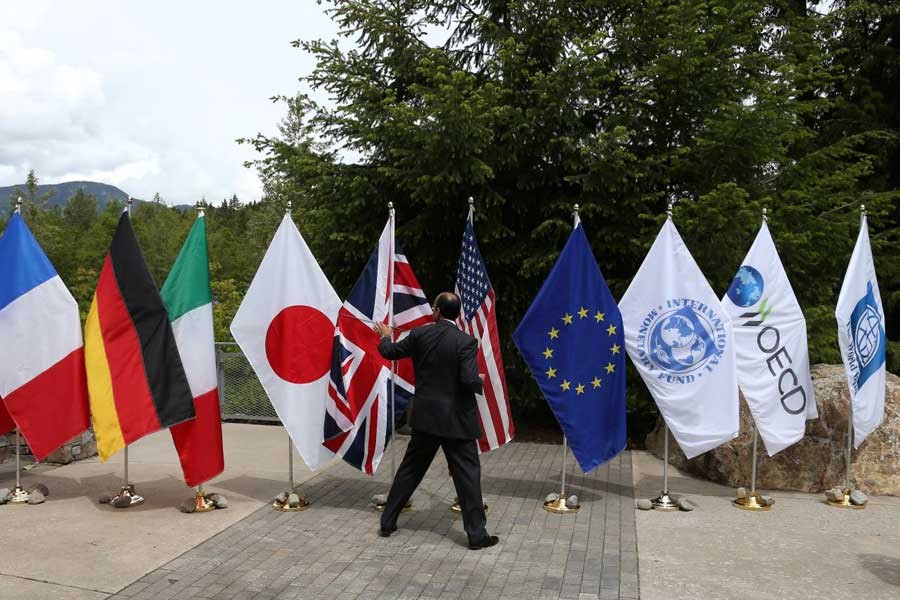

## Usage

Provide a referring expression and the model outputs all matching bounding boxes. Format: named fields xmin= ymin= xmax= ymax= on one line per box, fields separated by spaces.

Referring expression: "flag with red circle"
xmin=230 ymin=214 xmax=342 ymax=470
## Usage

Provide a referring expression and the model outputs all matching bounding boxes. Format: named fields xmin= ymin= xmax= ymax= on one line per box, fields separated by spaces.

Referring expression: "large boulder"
xmin=645 ymin=364 xmax=900 ymax=495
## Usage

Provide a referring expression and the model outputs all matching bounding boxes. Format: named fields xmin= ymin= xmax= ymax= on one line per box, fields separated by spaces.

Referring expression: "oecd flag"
xmin=513 ymin=222 xmax=626 ymax=473
xmin=722 ymin=220 xmax=817 ymax=457
xmin=619 ymin=218 xmax=739 ymax=459
xmin=836 ymin=213 xmax=886 ymax=448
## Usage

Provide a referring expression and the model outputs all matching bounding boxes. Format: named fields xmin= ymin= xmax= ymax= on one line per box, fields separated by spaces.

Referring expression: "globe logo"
xmin=726 ymin=265 xmax=764 ymax=308
xmin=854 ymin=306 xmax=882 ymax=368
xmin=848 ymin=281 xmax=886 ymax=391
xmin=648 ymin=307 xmax=717 ymax=374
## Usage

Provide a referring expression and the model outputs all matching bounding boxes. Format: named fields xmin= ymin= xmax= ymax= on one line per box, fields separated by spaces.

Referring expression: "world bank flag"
xmin=513 ymin=223 xmax=626 ymax=472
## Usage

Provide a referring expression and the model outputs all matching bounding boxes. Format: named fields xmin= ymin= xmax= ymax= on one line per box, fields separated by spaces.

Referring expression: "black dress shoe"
xmin=378 ymin=526 xmax=397 ymax=538
xmin=467 ymin=535 xmax=499 ymax=550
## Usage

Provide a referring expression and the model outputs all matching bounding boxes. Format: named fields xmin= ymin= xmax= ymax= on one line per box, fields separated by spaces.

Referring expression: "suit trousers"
xmin=381 ymin=430 xmax=489 ymax=543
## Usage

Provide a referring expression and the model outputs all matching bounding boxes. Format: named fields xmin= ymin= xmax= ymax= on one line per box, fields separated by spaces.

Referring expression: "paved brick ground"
xmin=109 ymin=441 xmax=638 ymax=600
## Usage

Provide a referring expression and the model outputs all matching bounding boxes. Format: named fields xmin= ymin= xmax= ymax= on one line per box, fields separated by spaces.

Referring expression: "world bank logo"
xmin=636 ymin=301 xmax=727 ymax=383
xmin=848 ymin=281 xmax=885 ymax=391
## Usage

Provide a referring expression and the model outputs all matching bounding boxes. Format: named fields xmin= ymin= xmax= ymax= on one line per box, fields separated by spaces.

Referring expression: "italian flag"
xmin=161 ymin=213 xmax=224 ymax=486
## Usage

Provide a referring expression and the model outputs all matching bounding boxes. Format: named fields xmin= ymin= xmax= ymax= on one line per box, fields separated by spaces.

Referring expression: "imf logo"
xmin=635 ymin=301 xmax=728 ymax=384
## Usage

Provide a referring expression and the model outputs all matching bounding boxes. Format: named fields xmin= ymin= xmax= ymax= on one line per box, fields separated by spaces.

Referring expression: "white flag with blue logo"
xmin=620 ymin=218 xmax=739 ymax=459
xmin=722 ymin=221 xmax=817 ymax=456
xmin=836 ymin=214 xmax=886 ymax=448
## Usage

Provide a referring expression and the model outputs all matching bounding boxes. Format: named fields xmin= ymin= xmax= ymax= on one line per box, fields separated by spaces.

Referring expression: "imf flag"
xmin=514 ymin=222 xmax=626 ymax=472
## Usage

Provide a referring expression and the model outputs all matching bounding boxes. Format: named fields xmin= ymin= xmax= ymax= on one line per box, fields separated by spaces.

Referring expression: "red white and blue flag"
xmin=0 ymin=212 xmax=90 ymax=460
xmin=455 ymin=207 xmax=514 ymax=451
xmin=323 ymin=215 xmax=431 ymax=474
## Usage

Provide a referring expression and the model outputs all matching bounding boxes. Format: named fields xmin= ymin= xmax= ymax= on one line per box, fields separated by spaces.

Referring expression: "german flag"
xmin=85 ymin=211 xmax=195 ymax=460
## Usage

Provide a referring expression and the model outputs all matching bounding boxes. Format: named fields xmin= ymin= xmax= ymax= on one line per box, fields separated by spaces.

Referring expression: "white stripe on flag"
xmin=0 ymin=276 xmax=82 ymax=396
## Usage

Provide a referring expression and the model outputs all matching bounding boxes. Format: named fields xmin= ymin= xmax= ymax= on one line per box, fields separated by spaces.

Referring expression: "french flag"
xmin=0 ymin=213 xmax=90 ymax=461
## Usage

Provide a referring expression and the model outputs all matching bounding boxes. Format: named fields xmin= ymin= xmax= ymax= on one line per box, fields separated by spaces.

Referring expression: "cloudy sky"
xmin=0 ymin=1 xmax=337 ymax=204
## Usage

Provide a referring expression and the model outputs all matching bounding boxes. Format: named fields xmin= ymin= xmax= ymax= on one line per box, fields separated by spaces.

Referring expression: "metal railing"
xmin=215 ymin=342 xmax=280 ymax=423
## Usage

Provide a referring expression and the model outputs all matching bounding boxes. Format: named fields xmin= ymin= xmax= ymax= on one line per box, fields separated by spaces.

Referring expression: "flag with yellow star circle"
xmin=513 ymin=223 xmax=626 ymax=472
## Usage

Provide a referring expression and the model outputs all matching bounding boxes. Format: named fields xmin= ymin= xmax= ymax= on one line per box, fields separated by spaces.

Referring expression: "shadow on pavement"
xmin=859 ymin=554 xmax=900 ymax=587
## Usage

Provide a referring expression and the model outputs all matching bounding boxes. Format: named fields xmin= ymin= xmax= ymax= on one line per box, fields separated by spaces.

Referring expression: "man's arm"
xmin=375 ymin=323 xmax=415 ymax=359
xmin=458 ymin=337 xmax=483 ymax=394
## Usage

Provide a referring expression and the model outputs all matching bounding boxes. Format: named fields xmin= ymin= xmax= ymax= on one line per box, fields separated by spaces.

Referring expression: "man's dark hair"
xmin=434 ymin=292 xmax=462 ymax=320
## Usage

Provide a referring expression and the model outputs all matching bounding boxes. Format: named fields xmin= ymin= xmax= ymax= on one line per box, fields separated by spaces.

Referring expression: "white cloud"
xmin=0 ymin=1 xmax=338 ymax=205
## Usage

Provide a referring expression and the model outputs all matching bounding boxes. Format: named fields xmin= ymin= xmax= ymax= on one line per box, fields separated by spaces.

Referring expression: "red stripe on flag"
xmin=95 ymin=257 xmax=161 ymax=443
xmin=170 ymin=388 xmax=224 ymax=487
xmin=3 ymin=348 xmax=90 ymax=461
xmin=484 ymin=298 xmax=513 ymax=440
xmin=0 ymin=400 xmax=14 ymax=436
xmin=473 ymin=310 xmax=507 ymax=448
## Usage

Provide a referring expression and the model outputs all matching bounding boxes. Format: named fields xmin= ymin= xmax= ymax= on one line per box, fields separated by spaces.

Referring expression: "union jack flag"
xmin=455 ymin=207 xmax=515 ymax=452
xmin=323 ymin=215 xmax=432 ymax=474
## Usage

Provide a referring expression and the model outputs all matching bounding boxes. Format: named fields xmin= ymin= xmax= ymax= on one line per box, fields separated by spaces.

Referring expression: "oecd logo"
xmin=847 ymin=281 xmax=886 ymax=392
xmin=636 ymin=300 xmax=728 ymax=384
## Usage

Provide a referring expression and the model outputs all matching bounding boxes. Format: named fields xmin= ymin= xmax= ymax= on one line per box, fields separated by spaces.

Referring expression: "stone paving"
xmin=108 ymin=441 xmax=639 ymax=600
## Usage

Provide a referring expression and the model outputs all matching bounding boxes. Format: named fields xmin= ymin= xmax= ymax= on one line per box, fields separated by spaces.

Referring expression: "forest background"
xmin=4 ymin=0 xmax=898 ymax=442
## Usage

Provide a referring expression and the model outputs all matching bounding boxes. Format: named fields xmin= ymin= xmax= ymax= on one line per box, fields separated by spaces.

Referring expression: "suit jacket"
xmin=377 ymin=319 xmax=483 ymax=439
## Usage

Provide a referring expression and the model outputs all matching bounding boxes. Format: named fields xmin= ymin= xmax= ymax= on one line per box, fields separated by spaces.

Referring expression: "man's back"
xmin=379 ymin=319 xmax=483 ymax=439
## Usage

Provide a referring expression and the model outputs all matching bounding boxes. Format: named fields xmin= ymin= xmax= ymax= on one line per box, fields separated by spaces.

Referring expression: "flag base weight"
xmin=651 ymin=492 xmax=679 ymax=512
xmin=826 ymin=489 xmax=865 ymax=510
xmin=732 ymin=494 xmax=772 ymax=512
xmin=450 ymin=498 xmax=488 ymax=514
xmin=272 ymin=493 xmax=309 ymax=512
xmin=112 ymin=485 xmax=144 ymax=508
xmin=543 ymin=496 xmax=579 ymax=514
xmin=6 ymin=486 xmax=30 ymax=504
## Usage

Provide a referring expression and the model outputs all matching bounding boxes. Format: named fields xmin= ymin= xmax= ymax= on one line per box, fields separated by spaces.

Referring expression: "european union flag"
xmin=513 ymin=224 xmax=626 ymax=472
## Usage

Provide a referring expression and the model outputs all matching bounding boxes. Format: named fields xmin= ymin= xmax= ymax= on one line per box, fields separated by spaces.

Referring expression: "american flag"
xmin=323 ymin=215 xmax=431 ymax=474
xmin=455 ymin=207 xmax=514 ymax=452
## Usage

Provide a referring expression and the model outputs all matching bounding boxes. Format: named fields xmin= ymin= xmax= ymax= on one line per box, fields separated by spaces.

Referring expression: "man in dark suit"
xmin=373 ymin=292 xmax=499 ymax=550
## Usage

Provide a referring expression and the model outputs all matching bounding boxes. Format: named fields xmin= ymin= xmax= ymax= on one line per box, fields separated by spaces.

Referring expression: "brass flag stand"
xmin=374 ymin=203 xmax=411 ymax=514
xmin=732 ymin=210 xmax=772 ymax=512
xmin=827 ymin=205 xmax=868 ymax=510
xmin=543 ymin=205 xmax=585 ymax=515
xmin=273 ymin=434 xmax=309 ymax=512
xmin=650 ymin=424 xmax=679 ymax=511
xmin=271 ymin=202 xmax=309 ymax=513
xmin=107 ymin=198 xmax=143 ymax=508
xmin=732 ymin=428 xmax=771 ymax=511
xmin=543 ymin=436 xmax=580 ymax=514
xmin=7 ymin=429 xmax=31 ymax=504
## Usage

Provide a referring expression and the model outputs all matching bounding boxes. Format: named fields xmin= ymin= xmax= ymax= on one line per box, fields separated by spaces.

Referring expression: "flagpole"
xmin=104 ymin=197 xmax=144 ymax=507
xmin=450 ymin=197 xmax=489 ymax=515
xmin=7 ymin=199 xmax=31 ymax=504
xmin=733 ymin=208 xmax=773 ymax=512
xmin=388 ymin=202 xmax=397 ymax=481
xmin=650 ymin=203 xmax=680 ymax=512
xmin=828 ymin=204 xmax=866 ymax=510
xmin=189 ymin=202 xmax=217 ymax=513
xmin=543 ymin=204 xmax=582 ymax=514
xmin=273 ymin=201 xmax=309 ymax=512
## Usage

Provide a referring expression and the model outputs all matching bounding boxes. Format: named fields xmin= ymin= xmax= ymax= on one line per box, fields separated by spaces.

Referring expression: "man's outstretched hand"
xmin=373 ymin=321 xmax=392 ymax=338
